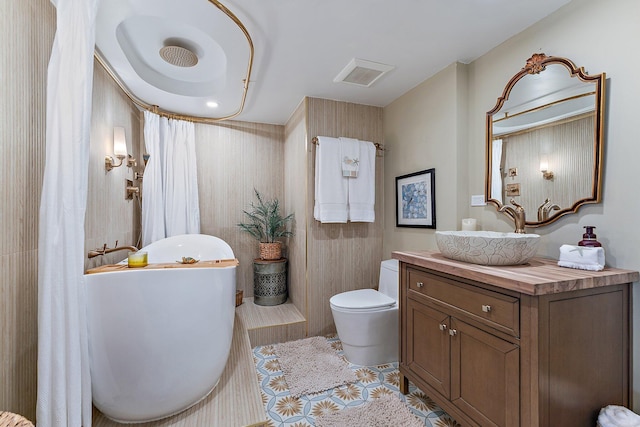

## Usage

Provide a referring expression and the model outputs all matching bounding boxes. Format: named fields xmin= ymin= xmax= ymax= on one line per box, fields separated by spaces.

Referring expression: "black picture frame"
xmin=395 ymin=168 xmax=436 ymax=228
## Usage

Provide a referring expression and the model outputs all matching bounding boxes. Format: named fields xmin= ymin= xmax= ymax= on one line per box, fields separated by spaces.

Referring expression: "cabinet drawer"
xmin=408 ymin=268 xmax=520 ymax=336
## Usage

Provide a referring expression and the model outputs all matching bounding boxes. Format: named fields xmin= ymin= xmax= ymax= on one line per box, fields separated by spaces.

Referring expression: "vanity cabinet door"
xmin=450 ymin=318 xmax=520 ymax=427
xmin=406 ymin=298 xmax=451 ymax=398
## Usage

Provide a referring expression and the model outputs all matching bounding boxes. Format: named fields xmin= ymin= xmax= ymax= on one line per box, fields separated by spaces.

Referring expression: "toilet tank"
xmin=378 ymin=259 xmax=399 ymax=301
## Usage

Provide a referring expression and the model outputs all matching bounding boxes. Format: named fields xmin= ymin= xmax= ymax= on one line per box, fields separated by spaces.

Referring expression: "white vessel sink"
xmin=435 ymin=230 xmax=540 ymax=266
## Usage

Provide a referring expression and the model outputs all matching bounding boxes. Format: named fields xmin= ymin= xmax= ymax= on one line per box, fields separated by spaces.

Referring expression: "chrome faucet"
xmin=88 ymin=241 xmax=139 ymax=259
xmin=499 ymin=198 xmax=527 ymax=234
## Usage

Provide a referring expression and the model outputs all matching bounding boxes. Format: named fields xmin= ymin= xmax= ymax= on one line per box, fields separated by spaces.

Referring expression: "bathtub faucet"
xmin=88 ymin=240 xmax=139 ymax=258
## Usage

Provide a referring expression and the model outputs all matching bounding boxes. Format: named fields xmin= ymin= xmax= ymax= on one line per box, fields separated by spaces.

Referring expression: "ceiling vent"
xmin=159 ymin=45 xmax=199 ymax=68
xmin=334 ymin=58 xmax=395 ymax=87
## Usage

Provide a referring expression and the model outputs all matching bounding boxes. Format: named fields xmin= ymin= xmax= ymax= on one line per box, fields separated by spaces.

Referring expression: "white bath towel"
xmin=314 ymin=136 xmax=348 ymax=223
xmin=557 ymin=244 xmax=605 ymax=271
xmin=348 ymin=140 xmax=376 ymax=222
xmin=339 ymin=137 xmax=360 ymax=177
xmin=597 ymin=405 xmax=640 ymax=427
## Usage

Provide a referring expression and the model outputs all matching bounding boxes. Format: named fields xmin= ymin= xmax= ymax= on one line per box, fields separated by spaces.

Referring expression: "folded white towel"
xmin=313 ymin=136 xmax=348 ymax=223
xmin=597 ymin=405 xmax=640 ymax=427
xmin=348 ymin=140 xmax=376 ymax=222
xmin=339 ymin=137 xmax=360 ymax=177
xmin=557 ymin=244 xmax=605 ymax=271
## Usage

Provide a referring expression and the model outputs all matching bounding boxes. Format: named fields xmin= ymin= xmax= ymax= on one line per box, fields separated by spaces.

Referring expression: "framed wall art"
xmin=395 ymin=168 xmax=436 ymax=228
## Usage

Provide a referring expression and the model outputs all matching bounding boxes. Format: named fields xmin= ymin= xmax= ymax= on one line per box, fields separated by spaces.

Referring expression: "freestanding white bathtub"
xmin=85 ymin=234 xmax=237 ymax=423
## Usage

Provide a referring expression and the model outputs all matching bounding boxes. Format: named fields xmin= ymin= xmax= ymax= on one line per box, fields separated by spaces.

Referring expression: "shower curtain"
xmin=491 ymin=139 xmax=503 ymax=204
xmin=142 ymin=112 xmax=200 ymax=247
xmin=37 ymin=0 xmax=99 ymax=425
xmin=141 ymin=111 xmax=164 ymax=246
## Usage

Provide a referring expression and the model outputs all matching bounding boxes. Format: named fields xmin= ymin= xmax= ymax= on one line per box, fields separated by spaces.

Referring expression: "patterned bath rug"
xmin=315 ymin=394 xmax=424 ymax=427
xmin=273 ymin=336 xmax=357 ymax=398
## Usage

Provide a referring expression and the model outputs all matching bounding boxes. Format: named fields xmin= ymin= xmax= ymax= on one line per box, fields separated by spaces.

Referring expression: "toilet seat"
xmin=330 ymin=289 xmax=396 ymax=311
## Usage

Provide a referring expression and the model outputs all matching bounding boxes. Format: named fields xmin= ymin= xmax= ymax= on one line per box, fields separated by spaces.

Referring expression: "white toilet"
xmin=329 ymin=259 xmax=399 ymax=366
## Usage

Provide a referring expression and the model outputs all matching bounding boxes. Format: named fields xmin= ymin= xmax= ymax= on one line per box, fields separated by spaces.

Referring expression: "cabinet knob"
xmin=482 ymin=304 xmax=492 ymax=313
xmin=449 ymin=329 xmax=457 ymax=336
xmin=416 ymin=282 xmax=424 ymax=288
xmin=439 ymin=324 xmax=448 ymax=331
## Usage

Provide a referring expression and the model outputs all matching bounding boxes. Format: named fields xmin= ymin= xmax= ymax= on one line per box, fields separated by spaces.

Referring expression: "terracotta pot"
xmin=259 ymin=242 xmax=282 ymax=260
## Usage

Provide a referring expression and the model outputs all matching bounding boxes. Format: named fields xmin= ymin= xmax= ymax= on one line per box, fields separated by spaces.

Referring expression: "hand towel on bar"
xmin=557 ymin=244 xmax=605 ymax=271
xmin=339 ymin=137 xmax=361 ymax=177
xmin=348 ymin=140 xmax=376 ymax=222
xmin=314 ymin=136 xmax=348 ymax=223
xmin=597 ymin=405 xmax=640 ymax=427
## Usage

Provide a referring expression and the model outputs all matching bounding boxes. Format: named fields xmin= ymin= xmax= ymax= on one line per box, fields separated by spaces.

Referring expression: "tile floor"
xmin=253 ymin=334 xmax=460 ymax=427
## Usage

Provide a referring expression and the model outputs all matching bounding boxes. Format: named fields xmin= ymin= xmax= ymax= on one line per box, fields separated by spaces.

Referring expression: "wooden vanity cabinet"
xmin=394 ymin=251 xmax=639 ymax=427
xmin=406 ymin=296 xmax=520 ymax=426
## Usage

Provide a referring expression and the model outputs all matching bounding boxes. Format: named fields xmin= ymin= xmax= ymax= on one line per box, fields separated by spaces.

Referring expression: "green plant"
xmin=238 ymin=189 xmax=294 ymax=243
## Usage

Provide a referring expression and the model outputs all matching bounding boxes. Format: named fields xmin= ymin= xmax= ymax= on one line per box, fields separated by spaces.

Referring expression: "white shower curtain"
xmin=163 ymin=118 xmax=200 ymax=236
xmin=37 ymin=0 xmax=99 ymax=426
xmin=142 ymin=112 xmax=200 ymax=246
xmin=491 ymin=139 xmax=503 ymax=204
xmin=142 ymin=111 xmax=165 ymax=246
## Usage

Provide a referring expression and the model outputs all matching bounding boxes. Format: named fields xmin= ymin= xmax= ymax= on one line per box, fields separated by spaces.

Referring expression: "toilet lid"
xmin=330 ymin=289 xmax=395 ymax=310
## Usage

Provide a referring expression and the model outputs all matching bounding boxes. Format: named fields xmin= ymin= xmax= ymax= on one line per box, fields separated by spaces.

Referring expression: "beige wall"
xmin=383 ymin=62 xmax=469 ymax=254
xmin=383 ymin=0 xmax=640 ymax=408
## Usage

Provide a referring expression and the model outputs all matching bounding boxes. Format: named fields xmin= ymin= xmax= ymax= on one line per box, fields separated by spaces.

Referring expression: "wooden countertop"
xmin=85 ymin=259 xmax=239 ymax=275
xmin=392 ymin=250 xmax=639 ymax=296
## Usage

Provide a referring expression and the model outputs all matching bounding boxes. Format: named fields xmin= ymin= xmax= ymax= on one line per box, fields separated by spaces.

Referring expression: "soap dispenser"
xmin=578 ymin=226 xmax=602 ymax=247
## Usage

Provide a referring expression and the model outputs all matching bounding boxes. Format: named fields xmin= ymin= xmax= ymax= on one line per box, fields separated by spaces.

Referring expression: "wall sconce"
xmin=105 ymin=127 xmax=136 ymax=171
xmin=539 ymin=155 xmax=554 ymax=180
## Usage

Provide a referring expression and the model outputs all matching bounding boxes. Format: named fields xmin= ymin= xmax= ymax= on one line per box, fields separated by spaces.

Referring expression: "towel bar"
xmin=311 ymin=136 xmax=385 ymax=155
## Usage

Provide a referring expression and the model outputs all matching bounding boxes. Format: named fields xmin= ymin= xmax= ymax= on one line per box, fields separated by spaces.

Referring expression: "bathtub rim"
xmin=85 ymin=258 xmax=239 ymax=275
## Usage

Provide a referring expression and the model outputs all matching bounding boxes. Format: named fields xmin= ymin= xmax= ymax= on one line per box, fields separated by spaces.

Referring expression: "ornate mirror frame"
xmin=485 ymin=53 xmax=606 ymax=227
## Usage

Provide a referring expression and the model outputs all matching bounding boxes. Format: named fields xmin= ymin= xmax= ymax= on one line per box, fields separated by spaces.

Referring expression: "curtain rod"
xmin=311 ymin=136 xmax=386 ymax=154
xmin=93 ymin=0 xmax=254 ymax=124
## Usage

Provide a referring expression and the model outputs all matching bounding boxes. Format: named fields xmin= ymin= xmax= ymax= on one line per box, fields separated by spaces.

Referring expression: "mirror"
xmin=485 ymin=53 xmax=605 ymax=227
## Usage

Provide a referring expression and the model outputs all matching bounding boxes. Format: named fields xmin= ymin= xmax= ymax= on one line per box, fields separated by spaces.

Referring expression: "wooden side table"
xmin=253 ymin=258 xmax=287 ymax=306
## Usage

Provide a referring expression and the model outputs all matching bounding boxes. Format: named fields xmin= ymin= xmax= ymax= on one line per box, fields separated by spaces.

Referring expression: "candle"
xmin=128 ymin=251 xmax=148 ymax=268
xmin=461 ymin=218 xmax=477 ymax=231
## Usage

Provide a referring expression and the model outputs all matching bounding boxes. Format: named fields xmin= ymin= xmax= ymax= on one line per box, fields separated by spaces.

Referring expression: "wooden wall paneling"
xmin=0 ymin=253 xmax=39 ymax=420
xmin=305 ymin=97 xmax=384 ymax=337
xmin=0 ymin=0 xmax=55 ymax=420
xmin=501 ymin=116 xmax=593 ymax=213
xmin=85 ymin=61 xmax=141 ymax=272
xmin=195 ymin=121 xmax=285 ymax=298
xmin=284 ymin=100 xmax=308 ymax=318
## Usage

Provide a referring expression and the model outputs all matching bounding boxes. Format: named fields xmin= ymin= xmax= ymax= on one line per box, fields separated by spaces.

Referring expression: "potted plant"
xmin=238 ymin=189 xmax=294 ymax=260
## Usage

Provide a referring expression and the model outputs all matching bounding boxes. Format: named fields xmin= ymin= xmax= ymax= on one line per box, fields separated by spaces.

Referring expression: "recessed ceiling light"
xmin=334 ymin=58 xmax=395 ymax=87
xmin=206 ymin=101 xmax=219 ymax=108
